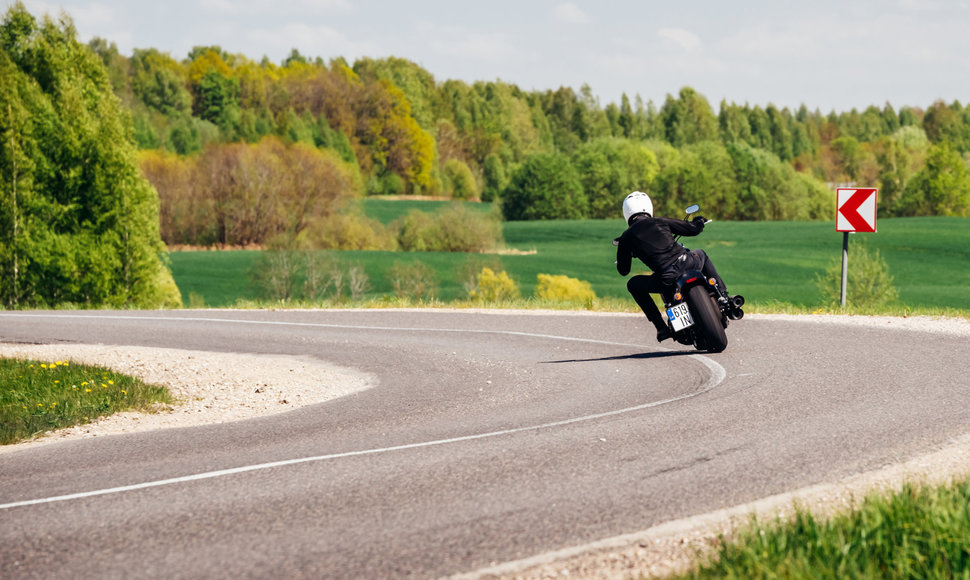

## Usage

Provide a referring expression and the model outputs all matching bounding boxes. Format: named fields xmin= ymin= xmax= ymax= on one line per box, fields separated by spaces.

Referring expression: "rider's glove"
xmin=692 ymin=216 xmax=707 ymax=225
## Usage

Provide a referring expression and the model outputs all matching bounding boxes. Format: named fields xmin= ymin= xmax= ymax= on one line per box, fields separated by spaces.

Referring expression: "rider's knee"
xmin=627 ymin=275 xmax=647 ymax=294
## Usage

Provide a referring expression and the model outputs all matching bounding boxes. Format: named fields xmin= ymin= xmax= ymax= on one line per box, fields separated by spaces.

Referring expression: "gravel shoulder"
xmin=2 ymin=312 xmax=969 ymax=578
xmin=0 ymin=343 xmax=373 ymax=454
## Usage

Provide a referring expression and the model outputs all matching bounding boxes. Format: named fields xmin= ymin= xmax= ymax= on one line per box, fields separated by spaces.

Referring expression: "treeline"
xmin=88 ymin=37 xmax=970 ymax=226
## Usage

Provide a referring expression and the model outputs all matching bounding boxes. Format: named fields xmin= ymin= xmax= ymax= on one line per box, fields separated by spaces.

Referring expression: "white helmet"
xmin=622 ymin=191 xmax=653 ymax=224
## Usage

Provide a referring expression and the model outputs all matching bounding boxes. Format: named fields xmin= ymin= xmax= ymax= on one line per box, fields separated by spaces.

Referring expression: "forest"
xmin=85 ymin=35 xmax=970 ymax=248
xmin=2 ymin=3 xmax=970 ymax=306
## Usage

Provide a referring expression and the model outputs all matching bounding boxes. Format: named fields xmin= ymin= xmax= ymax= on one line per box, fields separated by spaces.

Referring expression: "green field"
xmin=168 ymin=201 xmax=970 ymax=312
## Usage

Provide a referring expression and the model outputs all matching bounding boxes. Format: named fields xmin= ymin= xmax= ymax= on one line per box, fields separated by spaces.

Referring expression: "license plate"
xmin=667 ymin=303 xmax=694 ymax=332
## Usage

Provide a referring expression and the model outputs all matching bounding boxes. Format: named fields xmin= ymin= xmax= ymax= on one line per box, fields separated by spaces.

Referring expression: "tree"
xmin=144 ymin=137 xmax=361 ymax=247
xmin=571 ymin=138 xmax=659 ymax=219
xmin=726 ymin=141 xmax=831 ymax=220
xmin=0 ymin=53 xmax=32 ymax=307
xmin=660 ymin=87 xmax=718 ymax=147
xmin=617 ymin=93 xmax=634 ymax=138
xmin=353 ymin=56 xmax=438 ymax=131
xmin=0 ymin=4 xmax=180 ymax=307
xmin=830 ymin=136 xmax=864 ymax=181
xmin=130 ymin=48 xmax=191 ymax=117
xmin=481 ymin=153 xmax=506 ymax=202
xmin=442 ymin=158 xmax=478 ymax=199
xmin=649 ymin=142 xmax=738 ymax=218
xmin=766 ymin=105 xmax=793 ymax=161
xmin=897 ymin=143 xmax=970 ymax=216
xmin=718 ymin=101 xmax=752 ymax=144
xmin=501 ymin=153 xmax=587 ymax=220
xmin=875 ymin=127 xmax=928 ymax=215
xmin=922 ymin=100 xmax=968 ymax=152
xmin=746 ymin=105 xmax=772 ymax=150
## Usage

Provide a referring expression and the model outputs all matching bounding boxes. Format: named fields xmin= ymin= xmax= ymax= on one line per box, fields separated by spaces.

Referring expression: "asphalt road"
xmin=0 ymin=310 xmax=967 ymax=579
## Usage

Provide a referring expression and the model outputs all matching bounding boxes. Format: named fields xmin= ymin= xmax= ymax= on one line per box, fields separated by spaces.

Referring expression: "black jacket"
xmin=616 ymin=216 xmax=704 ymax=277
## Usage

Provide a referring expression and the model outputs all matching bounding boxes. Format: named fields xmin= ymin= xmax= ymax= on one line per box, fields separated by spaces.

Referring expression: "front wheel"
xmin=687 ymin=285 xmax=728 ymax=353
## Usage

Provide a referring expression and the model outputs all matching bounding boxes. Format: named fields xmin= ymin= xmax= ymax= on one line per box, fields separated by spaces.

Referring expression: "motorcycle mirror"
xmin=685 ymin=204 xmax=700 ymax=215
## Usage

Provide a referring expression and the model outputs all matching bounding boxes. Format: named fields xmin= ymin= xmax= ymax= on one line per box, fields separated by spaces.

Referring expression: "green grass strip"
xmin=681 ymin=479 xmax=970 ymax=579
xmin=0 ymin=358 xmax=172 ymax=445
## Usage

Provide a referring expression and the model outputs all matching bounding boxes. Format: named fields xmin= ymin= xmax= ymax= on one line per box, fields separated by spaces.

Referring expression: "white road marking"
xmin=0 ymin=313 xmax=726 ymax=511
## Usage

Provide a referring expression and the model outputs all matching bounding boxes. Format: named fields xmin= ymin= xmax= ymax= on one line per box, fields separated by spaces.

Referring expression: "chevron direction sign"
xmin=836 ymin=188 xmax=877 ymax=233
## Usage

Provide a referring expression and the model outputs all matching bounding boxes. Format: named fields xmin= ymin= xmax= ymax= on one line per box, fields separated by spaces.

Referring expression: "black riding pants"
xmin=627 ymin=250 xmax=728 ymax=332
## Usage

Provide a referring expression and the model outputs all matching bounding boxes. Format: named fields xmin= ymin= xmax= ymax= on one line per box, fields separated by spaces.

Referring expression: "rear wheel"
xmin=687 ymin=285 xmax=727 ymax=353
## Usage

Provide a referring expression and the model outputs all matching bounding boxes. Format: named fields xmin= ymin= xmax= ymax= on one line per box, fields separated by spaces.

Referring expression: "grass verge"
xmin=680 ymin=479 xmax=970 ymax=579
xmin=0 ymin=358 xmax=172 ymax=445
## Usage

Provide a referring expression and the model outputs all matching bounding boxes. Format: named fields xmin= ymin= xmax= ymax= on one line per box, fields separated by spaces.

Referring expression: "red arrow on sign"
xmin=837 ymin=188 xmax=877 ymax=232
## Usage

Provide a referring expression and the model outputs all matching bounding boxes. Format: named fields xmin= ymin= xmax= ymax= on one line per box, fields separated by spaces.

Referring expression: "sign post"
xmin=835 ymin=188 xmax=878 ymax=307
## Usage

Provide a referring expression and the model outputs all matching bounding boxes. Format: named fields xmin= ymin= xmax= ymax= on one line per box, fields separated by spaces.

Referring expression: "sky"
xmin=7 ymin=0 xmax=970 ymax=113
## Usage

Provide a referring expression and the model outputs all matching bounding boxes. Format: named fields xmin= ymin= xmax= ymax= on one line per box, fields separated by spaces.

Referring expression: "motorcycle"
xmin=615 ymin=204 xmax=744 ymax=353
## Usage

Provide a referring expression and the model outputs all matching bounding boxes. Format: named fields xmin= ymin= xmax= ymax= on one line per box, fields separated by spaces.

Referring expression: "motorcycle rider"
xmin=615 ymin=191 xmax=732 ymax=343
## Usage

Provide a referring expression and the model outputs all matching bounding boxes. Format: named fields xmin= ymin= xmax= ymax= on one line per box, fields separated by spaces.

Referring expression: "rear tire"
xmin=687 ymin=285 xmax=728 ymax=353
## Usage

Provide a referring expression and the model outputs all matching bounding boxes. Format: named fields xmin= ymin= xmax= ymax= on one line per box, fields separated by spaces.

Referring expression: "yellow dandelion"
xmin=108 ymin=380 xmax=114 ymax=385
xmin=54 ymin=380 xmax=60 ymax=384
xmin=121 ymin=390 xmax=127 ymax=395
xmin=85 ymin=389 xmax=92 ymax=393
xmin=50 ymin=402 xmax=57 ymax=407
xmin=81 ymin=382 xmax=88 ymax=386
xmin=37 ymin=403 xmax=44 ymax=407
xmin=101 ymin=383 xmax=107 ymax=388
xmin=40 ymin=364 xmax=47 ymax=369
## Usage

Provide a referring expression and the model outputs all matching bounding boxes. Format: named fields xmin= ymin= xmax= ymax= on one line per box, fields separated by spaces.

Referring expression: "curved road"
xmin=0 ymin=310 xmax=967 ymax=579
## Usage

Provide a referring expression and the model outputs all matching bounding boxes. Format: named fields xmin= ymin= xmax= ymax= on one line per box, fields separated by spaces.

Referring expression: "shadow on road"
xmin=541 ymin=350 xmax=697 ymax=364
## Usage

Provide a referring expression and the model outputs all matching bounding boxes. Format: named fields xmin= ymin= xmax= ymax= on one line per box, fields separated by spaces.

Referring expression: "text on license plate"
xmin=667 ymin=303 xmax=694 ymax=332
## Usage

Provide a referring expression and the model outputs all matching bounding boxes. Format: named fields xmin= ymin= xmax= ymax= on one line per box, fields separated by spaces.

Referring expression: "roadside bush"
xmin=301 ymin=252 xmax=341 ymax=301
xmin=535 ymin=274 xmax=596 ymax=306
xmin=394 ymin=204 xmax=503 ymax=252
xmin=250 ymin=250 xmax=368 ymax=303
xmin=816 ymin=242 xmax=898 ymax=308
xmin=347 ymin=265 xmax=371 ymax=301
xmin=395 ymin=210 xmax=438 ymax=252
xmin=388 ymin=260 xmax=438 ymax=300
xmin=250 ymin=249 xmax=300 ymax=302
xmin=468 ymin=268 xmax=520 ymax=302
xmin=434 ymin=204 xmax=503 ymax=252
xmin=458 ymin=256 xmax=505 ymax=296
xmin=304 ymin=213 xmax=396 ymax=250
